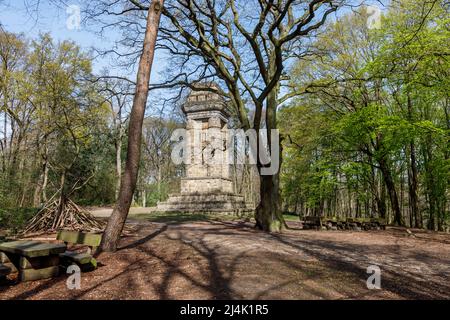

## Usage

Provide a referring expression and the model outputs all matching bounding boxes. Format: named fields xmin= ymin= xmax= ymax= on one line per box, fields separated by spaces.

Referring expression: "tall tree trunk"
xmin=142 ymin=189 xmax=146 ymax=207
xmin=400 ymin=167 xmax=404 ymax=224
xmin=379 ymin=178 xmax=387 ymax=219
xmin=379 ymin=158 xmax=404 ymax=226
xmin=100 ymin=0 xmax=164 ymax=252
xmin=424 ymin=137 xmax=436 ymax=231
xmin=33 ymin=147 xmax=47 ymax=207
xmin=254 ymin=88 xmax=285 ymax=232
xmin=377 ymin=192 xmax=387 ymax=219
xmin=157 ymin=164 xmax=162 ymax=200
xmin=408 ymin=141 xmax=421 ymax=228
xmin=255 ymin=173 xmax=284 ymax=231
xmin=115 ymin=132 xmax=122 ymax=200
xmin=34 ymin=143 xmax=49 ymax=206
xmin=249 ymin=165 xmax=255 ymax=207
xmin=428 ymin=195 xmax=436 ymax=231
xmin=437 ymin=200 xmax=444 ymax=231
xmin=41 ymin=154 xmax=49 ymax=203
xmin=406 ymin=94 xmax=421 ymax=228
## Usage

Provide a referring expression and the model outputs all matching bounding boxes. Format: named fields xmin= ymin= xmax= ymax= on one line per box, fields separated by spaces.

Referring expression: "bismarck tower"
xmin=157 ymin=84 xmax=251 ymax=214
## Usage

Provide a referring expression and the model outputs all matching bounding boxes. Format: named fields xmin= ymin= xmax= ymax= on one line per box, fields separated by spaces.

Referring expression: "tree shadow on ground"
xmin=130 ymin=233 xmax=248 ymax=299
xmin=141 ymin=219 xmax=450 ymax=299
xmin=2 ymin=220 xmax=449 ymax=300
xmin=1 ymin=273 xmax=66 ymax=299
xmin=269 ymin=232 xmax=450 ymax=299
xmin=118 ymin=224 xmax=168 ymax=251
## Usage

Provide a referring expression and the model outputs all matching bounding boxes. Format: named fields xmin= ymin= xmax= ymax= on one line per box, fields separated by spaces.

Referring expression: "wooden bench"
xmin=57 ymin=231 xmax=102 ymax=272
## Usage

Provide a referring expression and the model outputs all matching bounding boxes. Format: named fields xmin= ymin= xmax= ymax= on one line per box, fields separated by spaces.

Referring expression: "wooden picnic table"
xmin=0 ymin=240 xmax=66 ymax=282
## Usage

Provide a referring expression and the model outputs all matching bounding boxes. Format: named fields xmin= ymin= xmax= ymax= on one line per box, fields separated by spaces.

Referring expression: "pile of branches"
xmin=21 ymin=194 xmax=104 ymax=235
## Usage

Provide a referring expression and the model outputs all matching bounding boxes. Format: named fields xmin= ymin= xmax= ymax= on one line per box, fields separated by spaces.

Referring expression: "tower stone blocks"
xmin=157 ymin=84 xmax=251 ymax=214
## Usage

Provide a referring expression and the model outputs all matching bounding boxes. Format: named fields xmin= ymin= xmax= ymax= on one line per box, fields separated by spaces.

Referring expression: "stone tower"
xmin=157 ymin=83 xmax=250 ymax=214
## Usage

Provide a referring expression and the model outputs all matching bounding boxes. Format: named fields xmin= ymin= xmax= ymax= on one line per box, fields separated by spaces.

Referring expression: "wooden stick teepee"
xmin=21 ymin=193 xmax=104 ymax=235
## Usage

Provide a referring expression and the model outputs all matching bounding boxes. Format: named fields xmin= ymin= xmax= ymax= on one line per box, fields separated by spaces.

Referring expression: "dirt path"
xmin=88 ymin=207 xmax=156 ymax=218
xmin=1 ymin=220 xmax=449 ymax=300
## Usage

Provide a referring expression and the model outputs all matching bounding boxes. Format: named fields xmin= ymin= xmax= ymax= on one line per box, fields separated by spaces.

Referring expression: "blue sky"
xmin=0 ymin=0 xmax=387 ymax=107
xmin=0 ymin=0 xmax=166 ymax=81
xmin=1 ymin=1 xmax=96 ymax=45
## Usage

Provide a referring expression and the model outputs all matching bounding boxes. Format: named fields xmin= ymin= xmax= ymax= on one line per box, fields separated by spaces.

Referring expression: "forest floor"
xmin=1 ymin=214 xmax=449 ymax=300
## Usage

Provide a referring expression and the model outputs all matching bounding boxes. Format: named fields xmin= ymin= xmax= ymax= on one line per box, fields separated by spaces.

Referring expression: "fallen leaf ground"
xmin=1 ymin=217 xmax=449 ymax=300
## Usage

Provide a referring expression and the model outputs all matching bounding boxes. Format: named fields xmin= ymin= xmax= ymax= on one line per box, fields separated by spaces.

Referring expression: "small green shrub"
xmin=0 ymin=208 xmax=38 ymax=234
